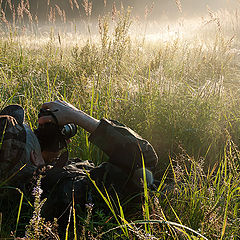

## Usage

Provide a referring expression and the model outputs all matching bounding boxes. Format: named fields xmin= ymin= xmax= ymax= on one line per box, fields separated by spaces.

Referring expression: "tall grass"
xmin=1 ymin=1 xmax=240 ymax=239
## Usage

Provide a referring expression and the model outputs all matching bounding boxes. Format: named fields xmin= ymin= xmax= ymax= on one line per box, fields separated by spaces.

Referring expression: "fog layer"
xmin=0 ymin=0 xmax=239 ymax=23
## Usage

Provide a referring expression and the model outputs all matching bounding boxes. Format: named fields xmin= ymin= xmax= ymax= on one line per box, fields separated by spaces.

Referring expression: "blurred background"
xmin=1 ymin=0 xmax=239 ymax=23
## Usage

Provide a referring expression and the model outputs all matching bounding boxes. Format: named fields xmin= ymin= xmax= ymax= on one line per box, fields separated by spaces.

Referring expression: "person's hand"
xmin=38 ymin=100 xmax=100 ymax=133
xmin=38 ymin=100 xmax=79 ymax=126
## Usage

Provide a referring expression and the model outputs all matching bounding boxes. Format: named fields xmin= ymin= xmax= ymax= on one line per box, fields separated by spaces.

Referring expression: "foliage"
xmin=1 ymin=2 xmax=240 ymax=239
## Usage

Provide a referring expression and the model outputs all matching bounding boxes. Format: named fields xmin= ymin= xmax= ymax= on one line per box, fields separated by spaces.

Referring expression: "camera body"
xmin=34 ymin=109 xmax=77 ymax=152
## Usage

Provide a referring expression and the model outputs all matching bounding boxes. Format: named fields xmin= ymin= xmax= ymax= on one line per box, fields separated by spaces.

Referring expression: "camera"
xmin=34 ymin=109 xmax=77 ymax=152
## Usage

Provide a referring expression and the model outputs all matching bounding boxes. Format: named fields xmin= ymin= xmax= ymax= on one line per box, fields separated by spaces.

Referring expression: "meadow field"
xmin=1 ymin=1 xmax=240 ymax=239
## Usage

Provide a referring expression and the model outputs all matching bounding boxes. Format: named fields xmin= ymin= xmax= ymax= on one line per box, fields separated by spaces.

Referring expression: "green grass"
xmin=1 ymin=4 xmax=240 ymax=239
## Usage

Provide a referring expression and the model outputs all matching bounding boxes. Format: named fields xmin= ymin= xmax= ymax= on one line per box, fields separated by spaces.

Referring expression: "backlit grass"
xmin=1 ymin=4 xmax=240 ymax=239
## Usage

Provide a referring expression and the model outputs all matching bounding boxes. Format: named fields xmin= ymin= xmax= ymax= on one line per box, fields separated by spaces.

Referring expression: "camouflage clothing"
xmin=0 ymin=106 xmax=40 ymax=185
xmin=41 ymin=118 xmax=158 ymax=222
xmin=0 ymin=114 xmax=27 ymax=179
xmin=0 ymin=105 xmax=158 ymax=224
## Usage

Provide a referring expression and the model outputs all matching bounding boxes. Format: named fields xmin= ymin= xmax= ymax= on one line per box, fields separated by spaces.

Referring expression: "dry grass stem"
xmin=175 ymin=0 xmax=182 ymax=13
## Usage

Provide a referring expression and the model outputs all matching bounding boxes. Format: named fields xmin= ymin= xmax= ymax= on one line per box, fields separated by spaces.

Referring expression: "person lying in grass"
xmin=0 ymin=100 xmax=158 ymax=228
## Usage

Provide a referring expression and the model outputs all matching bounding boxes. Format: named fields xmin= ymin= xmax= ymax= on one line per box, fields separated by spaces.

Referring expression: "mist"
xmin=131 ymin=0 xmax=238 ymax=20
xmin=1 ymin=0 xmax=239 ymax=24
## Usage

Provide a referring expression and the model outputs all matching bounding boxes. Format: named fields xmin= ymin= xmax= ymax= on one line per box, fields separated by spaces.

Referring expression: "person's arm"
xmin=88 ymin=119 xmax=158 ymax=173
xmin=38 ymin=100 xmax=100 ymax=133
xmin=39 ymin=100 xmax=158 ymax=173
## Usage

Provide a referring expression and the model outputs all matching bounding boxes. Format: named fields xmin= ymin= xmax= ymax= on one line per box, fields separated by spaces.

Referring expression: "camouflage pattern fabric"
xmin=0 ymin=105 xmax=38 ymax=186
xmin=41 ymin=119 xmax=158 ymax=222
xmin=0 ymin=115 xmax=27 ymax=180
xmin=89 ymin=119 xmax=158 ymax=173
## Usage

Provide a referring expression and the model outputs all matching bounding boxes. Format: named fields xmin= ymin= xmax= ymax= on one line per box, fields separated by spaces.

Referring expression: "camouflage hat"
xmin=0 ymin=105 xmax=39 ymax=183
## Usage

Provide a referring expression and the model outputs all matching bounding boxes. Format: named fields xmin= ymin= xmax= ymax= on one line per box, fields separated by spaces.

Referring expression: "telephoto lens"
xmin=61 ymin=123 xmax=77 ymax=139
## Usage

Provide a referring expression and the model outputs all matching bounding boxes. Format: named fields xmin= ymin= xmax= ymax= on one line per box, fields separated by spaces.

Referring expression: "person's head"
xmin=0 ymin=105 xmax=44 ymax=182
